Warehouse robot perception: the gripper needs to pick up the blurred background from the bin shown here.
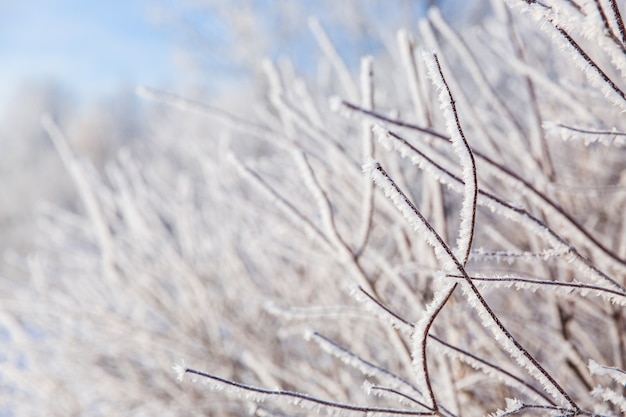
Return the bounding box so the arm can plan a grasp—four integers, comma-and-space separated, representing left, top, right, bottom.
0, 0, 487, 262
1, 1, 492, 415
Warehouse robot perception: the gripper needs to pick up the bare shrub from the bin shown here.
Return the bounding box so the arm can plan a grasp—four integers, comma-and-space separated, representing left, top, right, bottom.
4, 1, 626, 416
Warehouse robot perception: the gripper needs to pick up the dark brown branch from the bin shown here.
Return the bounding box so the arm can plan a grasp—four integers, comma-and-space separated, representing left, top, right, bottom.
357, 286, 557, 406
370, 162, 580, 410
556, 26, 626, 103
340, 101, 626, 272
182, 368, 435, 415
432, 54, 478, 267
609, 0, 626, 45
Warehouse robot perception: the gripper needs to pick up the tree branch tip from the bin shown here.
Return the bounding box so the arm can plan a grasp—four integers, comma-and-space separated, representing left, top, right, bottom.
328, 96, 344, 112
173, 360, 187, 382
361, 156, 380, 173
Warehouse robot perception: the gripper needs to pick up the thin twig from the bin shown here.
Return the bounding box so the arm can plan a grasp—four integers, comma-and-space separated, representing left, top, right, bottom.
181, 368, 435, 416
429, 53, 478, 266
608, 0, 626, 46
339, 100, 626, 275
447, 274, 626, 304
556, 26, 626, 103
367, 162, 580, 410
357, 287, 557, 406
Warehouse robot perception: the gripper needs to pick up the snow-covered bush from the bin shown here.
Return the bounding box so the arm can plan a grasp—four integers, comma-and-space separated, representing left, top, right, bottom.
4, 1, 626, 416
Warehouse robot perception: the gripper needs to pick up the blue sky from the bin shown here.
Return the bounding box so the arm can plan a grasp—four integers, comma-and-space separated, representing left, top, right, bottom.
0, 0, 177, 109
0, 0, 480, 114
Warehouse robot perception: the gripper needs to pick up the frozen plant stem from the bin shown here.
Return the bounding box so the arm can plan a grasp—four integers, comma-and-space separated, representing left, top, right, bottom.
608, 0, 626, 46
412, 281, 458, 411
357, 286, 559, 406
422, 52, 478, 266
340, 100, 626, 288
179, 366, 434, 416
406, 52, 479, 411
556, 26, 626, 104
310, 331, 435, 411
365, 161, 579, 410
